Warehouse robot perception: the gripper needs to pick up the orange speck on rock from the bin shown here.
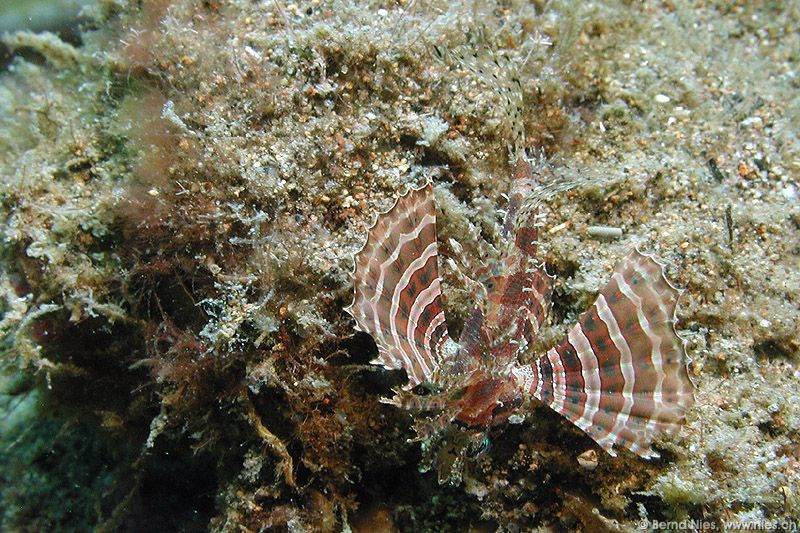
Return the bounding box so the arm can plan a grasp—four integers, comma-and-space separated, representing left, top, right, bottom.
738, 161, 749, 177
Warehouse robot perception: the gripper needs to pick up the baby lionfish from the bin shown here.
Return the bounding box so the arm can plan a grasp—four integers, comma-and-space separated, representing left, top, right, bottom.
344, 156, 694, 472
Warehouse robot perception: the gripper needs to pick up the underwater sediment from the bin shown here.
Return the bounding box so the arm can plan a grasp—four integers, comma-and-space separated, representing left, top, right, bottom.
0, 1, 798, 531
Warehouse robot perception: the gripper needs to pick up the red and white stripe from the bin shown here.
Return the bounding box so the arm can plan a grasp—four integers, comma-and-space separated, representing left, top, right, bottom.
514, 250, 694, 459
345, 183, 452, 387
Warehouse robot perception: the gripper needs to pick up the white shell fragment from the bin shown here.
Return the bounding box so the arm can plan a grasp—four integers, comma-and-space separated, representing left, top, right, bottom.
587, 225, 624, 240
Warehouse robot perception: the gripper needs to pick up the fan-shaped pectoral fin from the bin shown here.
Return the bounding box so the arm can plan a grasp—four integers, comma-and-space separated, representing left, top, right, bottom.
346, 182, 453, 387
520, 250, 694, 458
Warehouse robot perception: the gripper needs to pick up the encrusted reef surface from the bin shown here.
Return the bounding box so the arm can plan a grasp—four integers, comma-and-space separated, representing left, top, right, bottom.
0, 1, 798, 531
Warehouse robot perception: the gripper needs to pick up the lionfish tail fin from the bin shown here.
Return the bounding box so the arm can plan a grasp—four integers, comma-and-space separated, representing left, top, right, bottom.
345, 182, 453, 388
516, 249, 694, 458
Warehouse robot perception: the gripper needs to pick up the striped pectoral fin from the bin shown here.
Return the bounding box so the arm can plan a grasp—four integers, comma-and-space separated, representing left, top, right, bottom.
525, 249, 694, 458
345, 182, 453, 388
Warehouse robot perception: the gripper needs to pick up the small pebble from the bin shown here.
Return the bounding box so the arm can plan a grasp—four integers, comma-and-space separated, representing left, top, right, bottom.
740, 116, 763, 128
577, 449, 598, 470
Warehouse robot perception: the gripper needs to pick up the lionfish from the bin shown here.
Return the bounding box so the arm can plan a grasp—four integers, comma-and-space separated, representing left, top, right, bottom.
344, 151, 694, 476
346, 15, 698, 462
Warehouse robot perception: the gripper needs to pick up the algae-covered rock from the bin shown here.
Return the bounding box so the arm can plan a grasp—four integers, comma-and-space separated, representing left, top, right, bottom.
1, 1, 798, 531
